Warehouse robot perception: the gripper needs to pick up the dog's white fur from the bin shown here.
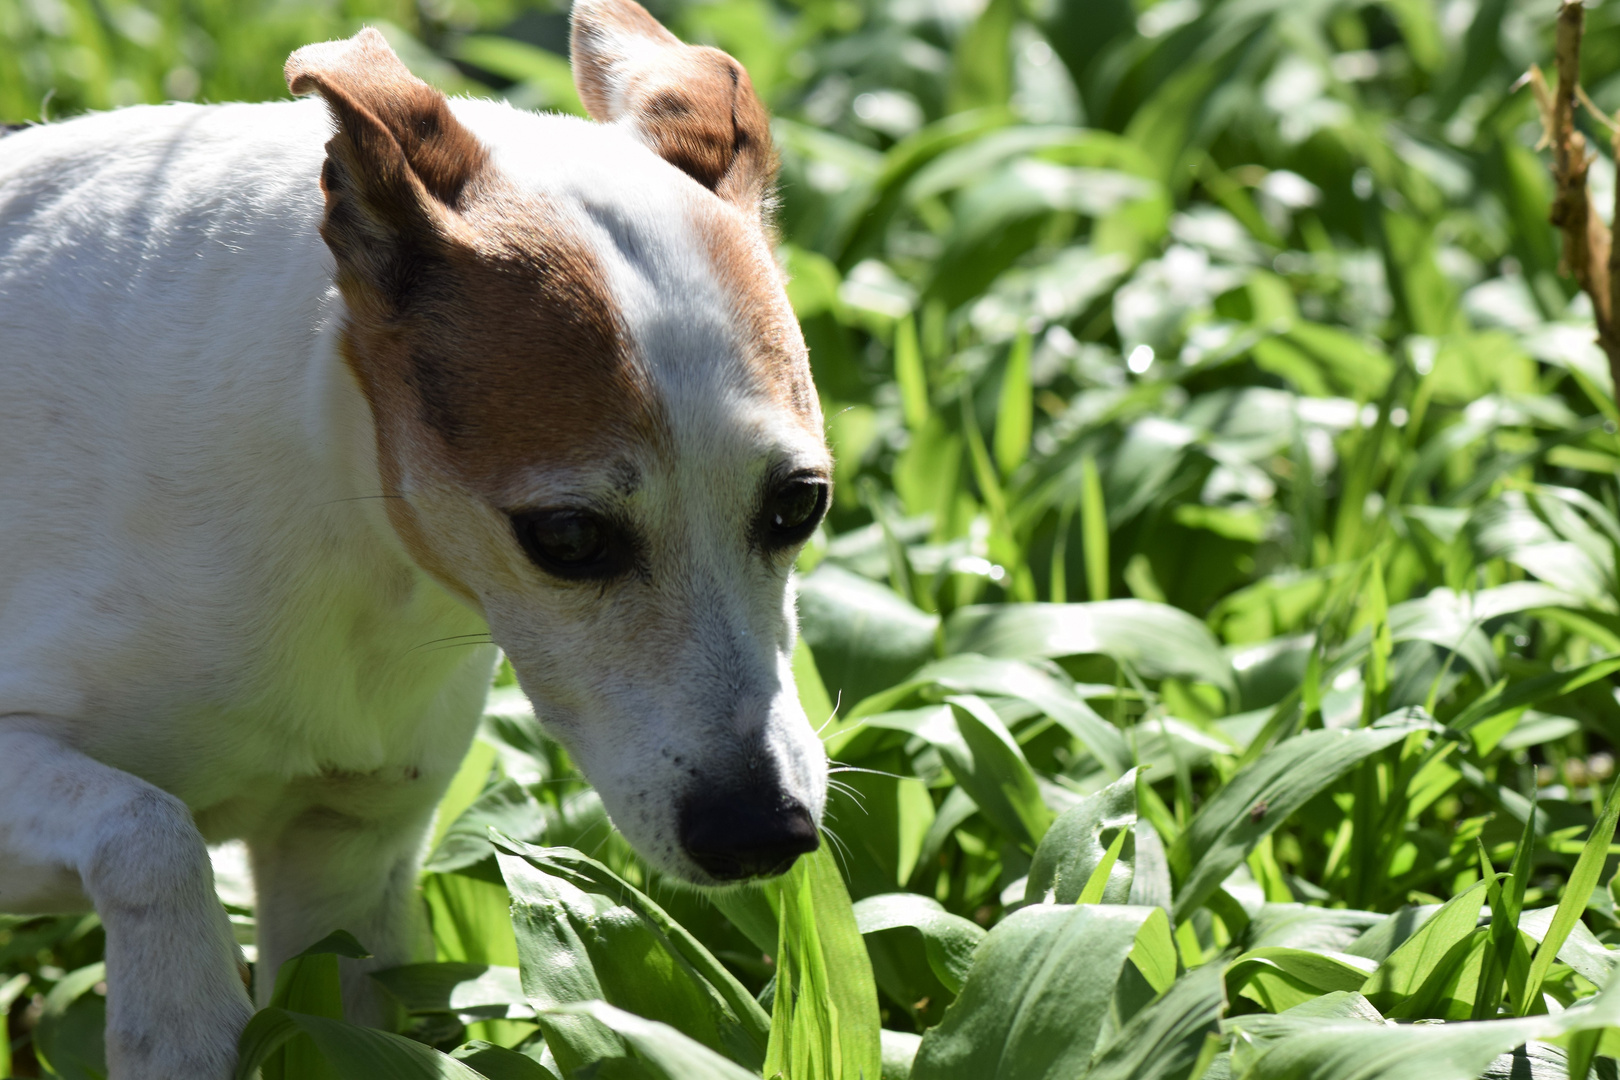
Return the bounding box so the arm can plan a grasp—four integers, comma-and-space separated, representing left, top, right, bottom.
0, 5, 828, 1076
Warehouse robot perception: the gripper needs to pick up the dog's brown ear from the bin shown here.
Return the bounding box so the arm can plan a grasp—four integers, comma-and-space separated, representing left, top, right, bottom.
285, 29, 488, 309
570, 0, 776, 214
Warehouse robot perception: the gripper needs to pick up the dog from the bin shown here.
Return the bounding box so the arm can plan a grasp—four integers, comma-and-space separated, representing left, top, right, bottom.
0, 2, 830, 1075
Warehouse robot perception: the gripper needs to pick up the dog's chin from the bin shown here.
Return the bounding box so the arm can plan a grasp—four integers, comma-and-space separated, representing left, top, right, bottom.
652, 859, 812, 894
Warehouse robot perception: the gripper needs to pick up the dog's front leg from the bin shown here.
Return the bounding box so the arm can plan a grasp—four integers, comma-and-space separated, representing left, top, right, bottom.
0, 729, 253, 1079
248, 791, 439, 1029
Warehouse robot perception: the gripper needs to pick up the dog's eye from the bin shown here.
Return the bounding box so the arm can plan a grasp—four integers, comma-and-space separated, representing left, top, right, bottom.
509, 510, 627, 580
763, 478, 828, 548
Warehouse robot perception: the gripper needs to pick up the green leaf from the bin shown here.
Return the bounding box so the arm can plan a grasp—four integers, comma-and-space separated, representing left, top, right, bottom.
946, 0, 1015, 113
944, 601, 1235, 696
542, 1002, 757, 1080
895, 314, 928, 434
1519, 779, 1620, 1014
1080, 454, 1110, 603
32, 963, 107, 1080
425, 778, 552, 874
1228, 974, 1620, 1080
853, 893, 985, 994
235, 1007, 487, 1080
494, 842, 769, 1072
798, 565, 940, 728
945, 695, 1053, 847
1446, 657, 1620, 734
910, 904, 1172, 1080
448, 1042, 558, 1080
1359, 879, 1489, 1016
263, 930, 371, 1080
1084, 962, 1227, 1080
1169, 724, 1422, 923
1026, 768, 1141, 906
764, 846, 883, 1080
995, 327, 1032, 480
1226, 948, 1378, 1013
882, 1030, 924, 1080
855, 654, 1131, 777
369, 964, 530, 1022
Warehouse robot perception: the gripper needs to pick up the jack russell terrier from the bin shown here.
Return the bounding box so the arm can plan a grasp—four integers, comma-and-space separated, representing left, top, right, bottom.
0, 1, 830, 1075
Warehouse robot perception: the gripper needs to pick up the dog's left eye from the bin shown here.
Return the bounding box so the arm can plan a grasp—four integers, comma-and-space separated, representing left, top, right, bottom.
763, 478, 829, 548
509, 509, 630, 580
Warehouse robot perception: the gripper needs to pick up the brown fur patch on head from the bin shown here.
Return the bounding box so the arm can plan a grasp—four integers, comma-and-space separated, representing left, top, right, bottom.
347, 190, 666, 495
287, 31, 668, 594
699, 205, 822, 435
570, 0, 777, 212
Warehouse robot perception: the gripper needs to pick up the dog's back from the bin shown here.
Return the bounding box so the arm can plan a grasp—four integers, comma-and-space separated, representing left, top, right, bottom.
0, 100, 495, 808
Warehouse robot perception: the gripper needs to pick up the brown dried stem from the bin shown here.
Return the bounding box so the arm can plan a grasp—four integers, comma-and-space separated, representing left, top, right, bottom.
1544, 0, 1620, 398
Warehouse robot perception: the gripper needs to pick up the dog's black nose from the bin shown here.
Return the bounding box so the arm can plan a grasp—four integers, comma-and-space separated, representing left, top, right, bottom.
679, 791, 819, 881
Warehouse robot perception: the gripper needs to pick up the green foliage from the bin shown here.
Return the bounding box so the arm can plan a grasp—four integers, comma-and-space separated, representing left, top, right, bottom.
13, 0, 1620, 1075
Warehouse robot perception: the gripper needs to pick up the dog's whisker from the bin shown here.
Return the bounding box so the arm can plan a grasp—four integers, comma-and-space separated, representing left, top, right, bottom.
813, 692, 844, 736
315, 493, 409, 507
819, 825, 853, 878
408, 636, 496, 655
827, 782, 869, 817
828, 764, 907, 782
821, 716, 866, 743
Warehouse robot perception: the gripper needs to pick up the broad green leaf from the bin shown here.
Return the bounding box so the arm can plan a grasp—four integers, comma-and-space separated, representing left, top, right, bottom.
448, 1042, 558, 1080
1169, 724, 1422, 922
263, 931, 370, 1080
946, 695, 1052, 847
1025, 768, 1140, 905
31, 963, 106, 1080
1227, 973, 1620, 1080
944, 601, 1235, 696
1226, 949, 1377, 1013
370, 964, 531, 1022
853, 654, 1132, 777
882, 1030, 923, 1080
1516, 906, 1617, 988
764, 846, 883, 1080
1246, 906, 1385, 952
861, 700, 1051, 848
542, 1002, 757, 1080
495, 842, 769, 1071
798, 565, 940, 723
1447, 657, 1620, 734
853, 893, 985, 994
235, 1007, 487, 1080
1085, 962, 1227, 1080
910, 904, 1171, 1080
1359, 879, 1489, 1016
426, 778, 552, 874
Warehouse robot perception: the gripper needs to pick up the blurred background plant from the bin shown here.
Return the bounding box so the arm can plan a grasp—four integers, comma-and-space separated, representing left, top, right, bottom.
11, 0, 1620, 1075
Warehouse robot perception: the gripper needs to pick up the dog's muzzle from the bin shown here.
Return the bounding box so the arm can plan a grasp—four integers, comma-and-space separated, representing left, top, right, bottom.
678, 788, 819, 881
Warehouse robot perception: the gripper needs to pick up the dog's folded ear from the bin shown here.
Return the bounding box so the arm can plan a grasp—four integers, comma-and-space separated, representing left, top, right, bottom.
570, 0, 776, 215
285, 29, 487, 309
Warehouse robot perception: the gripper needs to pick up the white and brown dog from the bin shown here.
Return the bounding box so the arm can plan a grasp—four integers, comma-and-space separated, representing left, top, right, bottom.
0, 2, 830, 1075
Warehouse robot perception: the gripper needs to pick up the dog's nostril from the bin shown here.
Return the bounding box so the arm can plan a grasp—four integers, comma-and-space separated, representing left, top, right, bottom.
679, 792, 819, 881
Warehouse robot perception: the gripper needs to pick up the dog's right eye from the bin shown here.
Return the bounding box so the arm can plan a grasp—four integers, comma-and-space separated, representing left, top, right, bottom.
509, 509, 628, 580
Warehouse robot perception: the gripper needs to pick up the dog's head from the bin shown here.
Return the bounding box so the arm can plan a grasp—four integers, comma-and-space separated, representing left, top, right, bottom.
285, 4, 830, 886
